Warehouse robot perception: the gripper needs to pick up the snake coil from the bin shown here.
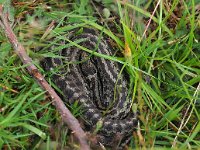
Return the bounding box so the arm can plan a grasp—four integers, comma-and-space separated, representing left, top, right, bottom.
41, 27, 138, 148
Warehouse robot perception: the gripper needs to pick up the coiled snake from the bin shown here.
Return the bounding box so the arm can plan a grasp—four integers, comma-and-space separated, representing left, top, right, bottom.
41, 27, 138, 148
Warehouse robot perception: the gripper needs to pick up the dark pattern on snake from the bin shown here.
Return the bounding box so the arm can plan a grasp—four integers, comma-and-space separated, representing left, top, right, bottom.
41, 28, 138, 148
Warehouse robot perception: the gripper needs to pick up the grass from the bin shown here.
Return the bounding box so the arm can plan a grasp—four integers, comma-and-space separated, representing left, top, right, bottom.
0, 0, 200, 149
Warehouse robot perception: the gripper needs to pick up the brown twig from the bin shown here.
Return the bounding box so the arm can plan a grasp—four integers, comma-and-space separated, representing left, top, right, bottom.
0, 5, 90, 150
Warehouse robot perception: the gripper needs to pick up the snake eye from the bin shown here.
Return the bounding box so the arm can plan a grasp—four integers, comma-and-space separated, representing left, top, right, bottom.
103, 101, 110, 108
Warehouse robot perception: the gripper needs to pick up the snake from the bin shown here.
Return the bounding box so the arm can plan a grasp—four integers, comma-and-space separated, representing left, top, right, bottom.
41, 27, 138, 148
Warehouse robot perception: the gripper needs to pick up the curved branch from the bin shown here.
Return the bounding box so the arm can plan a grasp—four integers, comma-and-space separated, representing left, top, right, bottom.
0, 5, 90, 150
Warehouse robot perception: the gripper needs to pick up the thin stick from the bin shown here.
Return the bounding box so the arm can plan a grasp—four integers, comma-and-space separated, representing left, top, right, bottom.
0, 5, 90, 150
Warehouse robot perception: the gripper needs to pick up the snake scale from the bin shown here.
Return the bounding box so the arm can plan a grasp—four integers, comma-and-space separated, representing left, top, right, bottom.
41, 27, 138, 148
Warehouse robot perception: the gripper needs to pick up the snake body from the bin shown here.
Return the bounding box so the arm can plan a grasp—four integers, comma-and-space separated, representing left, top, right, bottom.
41, 27, 137, 148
